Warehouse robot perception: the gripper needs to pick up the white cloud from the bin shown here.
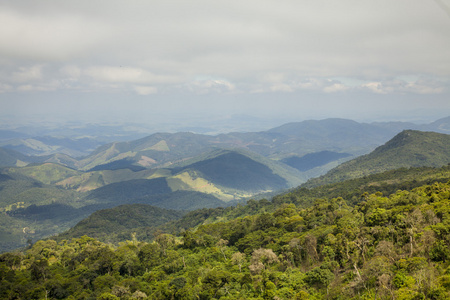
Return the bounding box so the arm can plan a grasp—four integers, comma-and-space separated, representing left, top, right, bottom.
405, 78, 446, 94
60, 65, 81, 79
362, 82, 385, 94
134, 85, 158, 95
269, 83, 294, 93
12, 65, 43, 82
85, 66, 178, 85
0, 83, 13, 93
0, 0, 449, 123
0, 7, 110, 61
186, 78, 235, 94
361, 78, 447, 95
323, 83, 350, 93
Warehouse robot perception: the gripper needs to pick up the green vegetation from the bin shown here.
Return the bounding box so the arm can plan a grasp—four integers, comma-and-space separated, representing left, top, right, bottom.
305, 130, 450, 187
1, 126, 450, 297
275, 165, 450, 208
2, 130, 450, 255
58, 204, 184, 244
1, 179, 450, 299
8, 163, 80, 185
179, 151, 289, 191
281, 151, 351, 172
88, 159, 146, 172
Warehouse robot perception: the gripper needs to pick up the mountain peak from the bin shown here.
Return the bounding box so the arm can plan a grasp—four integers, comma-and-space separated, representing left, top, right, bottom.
304, 130, 450, 187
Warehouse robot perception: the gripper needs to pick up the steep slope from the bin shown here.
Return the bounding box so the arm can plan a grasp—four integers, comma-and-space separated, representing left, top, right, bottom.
52, 165, 450, 252
423, 116, 450, 134
85, 177, 172, 203
2, 116, 449, 172
76, 149, 304, 202
274, 165, 450, 208
82, 149, 299, 204
88, 158, 146, 172
177, 151, 287, 191
281, 150, 351, 171
6, 163, 81, 185
267, 118, 404, 154
58, 204, 185, 243
0, 147, 30, 167
4, 180, 450, 298
0, 168, 82, 209
304, 130, 450, 187
76, 132, 215, 170
0, 147, 79, 168
172, 149, 305, 192
72, 118, 418, 172
0, 136, 103, 157
0, 169, 88, 252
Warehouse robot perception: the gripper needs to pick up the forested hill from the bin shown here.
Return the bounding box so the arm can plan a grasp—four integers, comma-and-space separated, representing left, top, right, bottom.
303, 130, 450, 188
1, 178, 450, 299
52, 165, 450, 247
58, 204, 185, 243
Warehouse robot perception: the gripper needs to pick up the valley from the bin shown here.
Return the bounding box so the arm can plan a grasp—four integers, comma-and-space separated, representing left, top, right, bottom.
1, 125, 450, 298
0, 117, 450, 253
2, 2, 448, 297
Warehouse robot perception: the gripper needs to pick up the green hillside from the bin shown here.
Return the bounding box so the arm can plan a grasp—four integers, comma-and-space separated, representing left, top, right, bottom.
0, 168, 82, 209
0, 149, 298, 252
274, 165, 450, 208
175, 149, 304, 187
177, 151, 288, 191
2, 177, 450, 298
58, 204, 185, 244
1, 127, 449, 256
0, 136, 104, 157
52, 118, 420, 172
0, 147, 29, 167
85, 178, 172, 203
77, 165, 450, 247
304, 130, 450, 187
129, 191, 228, 211
281, 150, 351, 172
2, 117, 449, 174
73, 149, 304, 204
0, 167, 86, 252
7, 163, 80, 185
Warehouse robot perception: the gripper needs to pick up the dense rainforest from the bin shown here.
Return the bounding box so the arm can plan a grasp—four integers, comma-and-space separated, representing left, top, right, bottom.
1, 173, 450, 299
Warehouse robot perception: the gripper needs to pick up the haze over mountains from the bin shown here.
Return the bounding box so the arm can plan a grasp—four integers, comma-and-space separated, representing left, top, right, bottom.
0, 116, 450, 252
2, 116, 449, 169
51, 128, 450, 249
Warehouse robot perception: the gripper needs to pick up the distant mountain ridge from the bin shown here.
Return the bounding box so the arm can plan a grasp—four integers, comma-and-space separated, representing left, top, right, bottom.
1, 117, 450, 253
2, 116, 449, 172
303, 130, 450, 187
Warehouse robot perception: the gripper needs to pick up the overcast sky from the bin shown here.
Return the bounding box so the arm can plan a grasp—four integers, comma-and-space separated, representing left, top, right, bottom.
1, 0, 450, 128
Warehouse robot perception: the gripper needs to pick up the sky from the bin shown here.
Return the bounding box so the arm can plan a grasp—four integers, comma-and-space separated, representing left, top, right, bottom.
1, 0, 450, 130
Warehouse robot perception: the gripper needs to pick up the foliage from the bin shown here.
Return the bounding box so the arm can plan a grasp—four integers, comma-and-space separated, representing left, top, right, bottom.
175, 150, 290, 191
281, 150, 351, 172
2, 178, 450, 298
275, 165, 450, 207
305, 130, 450, 187
57, 204, 184, 244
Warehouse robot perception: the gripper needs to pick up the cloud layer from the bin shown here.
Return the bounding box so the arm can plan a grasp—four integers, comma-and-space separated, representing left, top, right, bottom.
1, 0, 449, 123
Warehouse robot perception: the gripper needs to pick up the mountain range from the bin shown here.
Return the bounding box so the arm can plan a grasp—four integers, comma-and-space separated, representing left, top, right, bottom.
2, 117, 450, 299
54, 128, 450, 246
303, 129, 450, 187
0, 117, 450, 252
2, 117, 450, 172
